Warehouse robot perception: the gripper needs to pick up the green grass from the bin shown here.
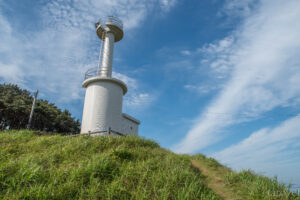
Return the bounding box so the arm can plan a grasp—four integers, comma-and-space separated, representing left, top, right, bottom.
0, 130, 299, 200
0, 130, 219, 200
224, 170, 299, 200
194, 154, 300, 200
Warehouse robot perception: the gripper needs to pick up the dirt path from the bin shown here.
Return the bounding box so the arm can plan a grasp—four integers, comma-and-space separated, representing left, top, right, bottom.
191, 160, 238, 200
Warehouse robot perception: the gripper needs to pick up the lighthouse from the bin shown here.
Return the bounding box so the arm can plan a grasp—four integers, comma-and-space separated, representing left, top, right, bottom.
81, 16, 140, 136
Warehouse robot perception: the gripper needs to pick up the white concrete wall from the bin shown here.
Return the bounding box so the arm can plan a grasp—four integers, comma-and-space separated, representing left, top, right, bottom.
81, 80, 123, 134
121, 115, 139, 135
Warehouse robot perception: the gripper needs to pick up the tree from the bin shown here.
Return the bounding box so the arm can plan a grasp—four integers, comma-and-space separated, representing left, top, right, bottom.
0, 84, 80, 134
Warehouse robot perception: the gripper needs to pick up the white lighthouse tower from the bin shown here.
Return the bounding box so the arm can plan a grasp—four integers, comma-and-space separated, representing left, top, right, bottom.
81, 16, 140, 136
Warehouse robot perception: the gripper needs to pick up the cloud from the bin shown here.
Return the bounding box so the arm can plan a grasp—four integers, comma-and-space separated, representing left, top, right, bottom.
197, 36, 235, 79
113, 72, 138, 90
174, 0, 300, 153
180, 50, 191, 56
0, 63, 24, 84
184, 84, 220, 95
0, 0, 174, 109
160, 0, 177, 11
113, 72, 155, 110
125, 93, 152, 107
0, 14, 26, 86
213, 116, 300, 188
42, 0, 176, 30
220, 0, 258, 18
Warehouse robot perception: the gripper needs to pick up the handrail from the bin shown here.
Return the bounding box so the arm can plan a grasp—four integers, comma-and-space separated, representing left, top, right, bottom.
106, 16, 123, 29
84, 67, 111, 80
96, 16, 123, 30
70, 128, 125, 137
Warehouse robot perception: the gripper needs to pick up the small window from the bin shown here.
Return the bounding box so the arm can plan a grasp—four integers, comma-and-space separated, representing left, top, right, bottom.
130, 126, 133, 130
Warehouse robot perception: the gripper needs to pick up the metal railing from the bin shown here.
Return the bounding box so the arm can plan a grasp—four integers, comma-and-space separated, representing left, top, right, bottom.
106, 16, 123, 30
84, 67, 109, 80
70, 128, 125, 137
96, 16, 123, 30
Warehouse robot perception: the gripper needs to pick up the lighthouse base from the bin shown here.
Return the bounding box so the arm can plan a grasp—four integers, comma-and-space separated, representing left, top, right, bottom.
80, 77, 126, 134
80, 77, 140, 136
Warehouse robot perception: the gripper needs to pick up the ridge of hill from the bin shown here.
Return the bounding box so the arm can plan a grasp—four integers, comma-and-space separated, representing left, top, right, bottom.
0, 130, 299, 200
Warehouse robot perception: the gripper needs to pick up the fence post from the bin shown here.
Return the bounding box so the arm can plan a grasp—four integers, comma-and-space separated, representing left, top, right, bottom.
107, 127, 111, 136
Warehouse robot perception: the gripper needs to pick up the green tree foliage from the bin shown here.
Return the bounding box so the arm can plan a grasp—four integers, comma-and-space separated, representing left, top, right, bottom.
0, 84, 80, 134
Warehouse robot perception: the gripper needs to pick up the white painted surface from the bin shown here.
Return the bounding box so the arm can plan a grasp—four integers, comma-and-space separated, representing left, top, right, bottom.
81, 18, 140, 136
81, 79, 124, 134
100, 32, 114, 77
121, 113, 140, 135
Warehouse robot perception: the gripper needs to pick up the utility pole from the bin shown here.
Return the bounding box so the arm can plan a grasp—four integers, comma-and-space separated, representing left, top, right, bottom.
27, 90, 38, 129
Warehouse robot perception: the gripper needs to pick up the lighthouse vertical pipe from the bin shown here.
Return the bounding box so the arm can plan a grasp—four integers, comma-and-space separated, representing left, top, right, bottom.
101, 32, 115, 77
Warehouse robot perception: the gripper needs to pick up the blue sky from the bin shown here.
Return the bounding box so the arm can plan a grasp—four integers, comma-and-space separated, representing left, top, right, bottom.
1, 0, 300, 190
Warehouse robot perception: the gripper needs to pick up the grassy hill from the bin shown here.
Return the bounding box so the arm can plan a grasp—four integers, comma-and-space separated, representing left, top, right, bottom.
0, 130, 299, 200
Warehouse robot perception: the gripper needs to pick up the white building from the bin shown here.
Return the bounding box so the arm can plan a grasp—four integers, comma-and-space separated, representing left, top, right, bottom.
80, 16, 140, 136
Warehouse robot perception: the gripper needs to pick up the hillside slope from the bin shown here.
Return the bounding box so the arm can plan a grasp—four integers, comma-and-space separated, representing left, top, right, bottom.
0, 130, 299, 200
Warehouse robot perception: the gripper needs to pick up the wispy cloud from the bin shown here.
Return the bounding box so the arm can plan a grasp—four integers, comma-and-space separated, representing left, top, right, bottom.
0, 0, 175, 111
213, 116, 300, 188
160, 0, 177, 11
221, 0, 258, 18
184, 84, 220, 95
42, 0, 164, 31
174, 0, 300, 153
113, 72, 155, 111
0, 14, 26, 85
180, 50, 191, 56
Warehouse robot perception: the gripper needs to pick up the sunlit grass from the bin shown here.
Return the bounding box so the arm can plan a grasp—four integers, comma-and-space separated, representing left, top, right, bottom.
0, 130, 219, 200
194, 154, 300, 200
